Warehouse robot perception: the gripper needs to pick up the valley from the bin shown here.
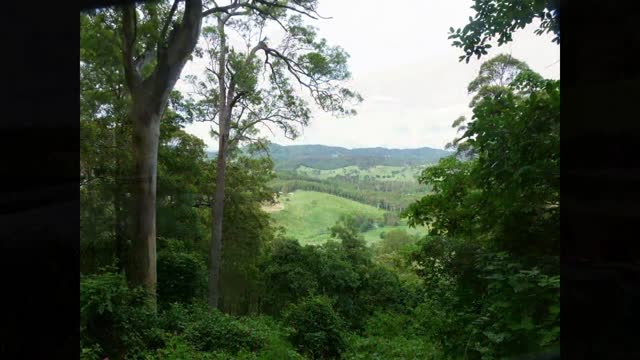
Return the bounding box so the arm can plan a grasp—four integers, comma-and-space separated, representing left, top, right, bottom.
261, 144, 444, 245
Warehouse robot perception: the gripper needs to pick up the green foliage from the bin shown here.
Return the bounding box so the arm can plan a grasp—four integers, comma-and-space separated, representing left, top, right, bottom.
261, 219, 410, 332
401, 55, 559, 359
182, 303, 267, 354
344, 311, 442, 358
403, 156, 480, 239
406, 61, 559, 257
372, 229, 420, 283
145, 335, 217, 360
157, 302, 194, 335
157, 239, 207, 306
448, 0, 559, 62
237, 316, 307, 360
375, 229, 417, 256
260, 239, 321, 315
411, 245, 559, 359
283, 296, 347, 359
344, 335, 440, 360
80, 267, 162, 359
80, 10, 133, 274
382, 212, 401, 226
338, 214, 376, 233
218, 156, 278, 314
150, 308, 304, 360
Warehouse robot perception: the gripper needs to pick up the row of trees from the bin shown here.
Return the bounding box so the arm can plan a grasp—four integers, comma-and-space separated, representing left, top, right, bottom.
271, 172, 426, 212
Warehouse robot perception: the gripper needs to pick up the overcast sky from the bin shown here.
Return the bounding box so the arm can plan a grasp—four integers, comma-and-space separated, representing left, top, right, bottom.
179, 0, 559, 151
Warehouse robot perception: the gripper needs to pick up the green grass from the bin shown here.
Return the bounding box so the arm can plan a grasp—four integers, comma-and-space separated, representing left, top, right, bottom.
267, 190, 427, 246
296, 165, 426, 183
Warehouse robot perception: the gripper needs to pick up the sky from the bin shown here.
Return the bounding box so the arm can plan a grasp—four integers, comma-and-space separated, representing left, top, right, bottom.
179, 0, 560, 151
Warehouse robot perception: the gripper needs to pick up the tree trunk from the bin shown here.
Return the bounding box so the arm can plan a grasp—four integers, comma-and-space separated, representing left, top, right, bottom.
208, 16, 229, 310
126, 101, 161, 304
209, 126, 228, 309
120, 0, 203, 306
114, 121, 128, 272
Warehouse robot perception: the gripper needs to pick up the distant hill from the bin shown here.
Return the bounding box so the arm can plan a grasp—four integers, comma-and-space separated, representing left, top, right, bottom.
205, 143, 453, 170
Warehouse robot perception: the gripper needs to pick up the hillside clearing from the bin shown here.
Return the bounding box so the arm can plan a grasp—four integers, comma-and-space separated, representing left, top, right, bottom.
268, 190, 427, 245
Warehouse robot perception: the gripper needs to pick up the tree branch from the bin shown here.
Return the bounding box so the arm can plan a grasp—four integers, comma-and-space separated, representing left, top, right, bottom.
121, 3, 141, 90
203, 0, 240, 17
159, 0, 180, 52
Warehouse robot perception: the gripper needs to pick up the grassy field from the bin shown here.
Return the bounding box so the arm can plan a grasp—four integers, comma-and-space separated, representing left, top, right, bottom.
296, 165, 426, 183
265, 190, 427, 246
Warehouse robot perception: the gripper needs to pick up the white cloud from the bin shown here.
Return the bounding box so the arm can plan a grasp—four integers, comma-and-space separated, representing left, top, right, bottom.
181, 0, 560, 150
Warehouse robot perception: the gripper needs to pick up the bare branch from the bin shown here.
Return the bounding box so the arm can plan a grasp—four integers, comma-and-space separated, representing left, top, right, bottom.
206, 66, 221, 80
203, 0, 241, 17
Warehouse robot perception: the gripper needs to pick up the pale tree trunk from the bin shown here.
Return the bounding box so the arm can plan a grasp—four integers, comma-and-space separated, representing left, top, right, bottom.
120, 0, 203, 304
209, 125, 227, 308
207, 16, 262, 310
208, 16, 230, 310
127, 99, 161, 299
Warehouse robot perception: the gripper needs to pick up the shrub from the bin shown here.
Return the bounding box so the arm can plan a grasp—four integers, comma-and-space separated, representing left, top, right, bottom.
183, 306, 267, 354
157, 302, 194, 334
237, 316, 305, 360
283, 296, 347, 359
362, 311, 413, 338
154, 305, 303, 359
344, 335, 441, 360
145, 335, 217, 360
410, 243, 560, 360
80, 266, 162, 360
157, 239, 207, 306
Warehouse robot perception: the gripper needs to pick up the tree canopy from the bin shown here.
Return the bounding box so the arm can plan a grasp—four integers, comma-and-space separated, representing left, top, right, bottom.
449, 0, 560, 63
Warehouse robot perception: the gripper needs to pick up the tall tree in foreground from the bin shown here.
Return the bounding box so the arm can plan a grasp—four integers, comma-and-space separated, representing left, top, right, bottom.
117, 0, 204, 300
186, 6, 362, 308
116, 0, 342, 305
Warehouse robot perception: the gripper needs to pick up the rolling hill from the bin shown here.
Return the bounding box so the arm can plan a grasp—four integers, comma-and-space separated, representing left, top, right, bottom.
265, 190, 428, 245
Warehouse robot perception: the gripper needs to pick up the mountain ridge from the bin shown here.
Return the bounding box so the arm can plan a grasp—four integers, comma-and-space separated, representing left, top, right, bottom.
207, 143, 453, 170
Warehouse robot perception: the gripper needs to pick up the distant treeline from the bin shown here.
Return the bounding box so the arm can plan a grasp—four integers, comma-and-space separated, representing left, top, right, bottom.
210, 143, 454, 171
270, 171, 431, 212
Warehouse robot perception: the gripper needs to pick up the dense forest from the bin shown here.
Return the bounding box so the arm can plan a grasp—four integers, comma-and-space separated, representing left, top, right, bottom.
80, 1, 559, 359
